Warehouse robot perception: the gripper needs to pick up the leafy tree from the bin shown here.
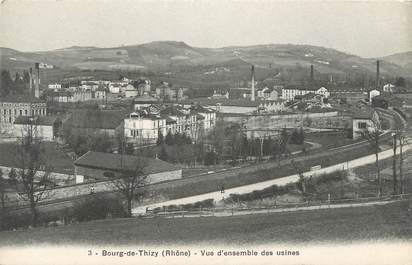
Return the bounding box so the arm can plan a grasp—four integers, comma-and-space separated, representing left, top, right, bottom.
395, 77, 406, 87
165, 131, 174, 145
174, 132, 183, 145
241, 136, 249, 159
0, 70, 13, 97
0, 169, 8, 230
279, 128, 289, 154
72, 195, 126, 222
156, 131, 164, 146
263, 136, 274, 156
204, 151, 218, 166
159, 144, 168, 161
125, 143, 134, 155
23, 70, 30, 83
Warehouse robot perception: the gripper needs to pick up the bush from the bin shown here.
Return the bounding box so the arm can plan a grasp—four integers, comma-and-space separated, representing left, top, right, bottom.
229, 184, 293, 203
204, 152, 218, 165
314, 170, 347, 185
72, 195, 126, 222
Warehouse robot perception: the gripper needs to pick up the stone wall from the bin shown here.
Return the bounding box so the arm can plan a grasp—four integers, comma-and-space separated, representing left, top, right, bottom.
218, 112, 351, 131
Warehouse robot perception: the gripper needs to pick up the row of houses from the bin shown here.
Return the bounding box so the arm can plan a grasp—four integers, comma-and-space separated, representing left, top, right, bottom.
62, 103, 217, 144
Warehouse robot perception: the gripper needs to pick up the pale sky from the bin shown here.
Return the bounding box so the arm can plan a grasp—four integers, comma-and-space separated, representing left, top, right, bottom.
0, 0, 411, 57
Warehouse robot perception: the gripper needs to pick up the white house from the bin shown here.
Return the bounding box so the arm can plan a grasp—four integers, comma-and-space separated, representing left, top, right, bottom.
316, 87, 330, 98
48, 83, 62, 90
13, 116, 60, 141
282, 86, 329, 101
259, 100, 285, 113
369, 89, 381, 102
93, 90, 106, 100
257, 87, 279, 100
109, 83, 121, 94
125, 84, 139, 98
383, 83, 396, 93
133, 95, 159, 110
352, 110, 380, 139
47, 90, 92, 103
189, 104, 216, 131
124, 112, 166, 144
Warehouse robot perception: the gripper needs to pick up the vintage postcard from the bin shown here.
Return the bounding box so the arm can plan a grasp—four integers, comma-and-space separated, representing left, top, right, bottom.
0, 0, 411, 264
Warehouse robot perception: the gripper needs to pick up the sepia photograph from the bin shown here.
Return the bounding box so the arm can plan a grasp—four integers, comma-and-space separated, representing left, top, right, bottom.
0, 0, 411, 264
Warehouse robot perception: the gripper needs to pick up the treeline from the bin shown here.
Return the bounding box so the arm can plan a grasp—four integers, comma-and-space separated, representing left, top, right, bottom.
151, 124, 305, 166
208, 123, 305, 165
0, 70, 31, 97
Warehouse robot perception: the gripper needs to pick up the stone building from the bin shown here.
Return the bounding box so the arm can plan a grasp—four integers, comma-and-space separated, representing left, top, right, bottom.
0, 95, 47, 124
74, 151, 182, 183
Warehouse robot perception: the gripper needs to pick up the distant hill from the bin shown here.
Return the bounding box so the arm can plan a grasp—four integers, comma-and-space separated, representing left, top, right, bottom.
380, 51, 412, 74
1, 42, 411, 80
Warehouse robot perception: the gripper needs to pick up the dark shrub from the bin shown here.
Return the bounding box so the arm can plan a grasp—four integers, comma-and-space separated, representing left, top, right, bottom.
204, 152, 218, 165
72, 194, 126, 222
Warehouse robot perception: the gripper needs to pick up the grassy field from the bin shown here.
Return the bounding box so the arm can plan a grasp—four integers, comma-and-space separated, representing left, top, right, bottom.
1, 200, 411, 246
147, 144, 373, 201
306, 132, 359, 150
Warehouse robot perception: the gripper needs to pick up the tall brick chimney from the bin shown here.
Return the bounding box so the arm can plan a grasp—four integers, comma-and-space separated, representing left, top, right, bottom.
310, 65, 314, 82
376, 60, 380, 90
251, 65, 255, 102
34, 62, 40, 98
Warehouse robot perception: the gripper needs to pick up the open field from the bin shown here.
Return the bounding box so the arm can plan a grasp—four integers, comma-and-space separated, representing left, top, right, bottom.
1, 200, 411, 246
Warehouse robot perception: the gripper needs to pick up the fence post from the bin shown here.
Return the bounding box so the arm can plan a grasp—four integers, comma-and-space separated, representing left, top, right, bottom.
200, 206, 202, 217
328, 193, 331, 209
231, 204, 234, 216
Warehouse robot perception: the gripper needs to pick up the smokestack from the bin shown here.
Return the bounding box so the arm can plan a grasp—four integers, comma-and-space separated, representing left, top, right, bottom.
29, 68, 33, 97
376, 60, 380, 90
251, 65, 255, 102
34, 63, 40, 98
310, 65, 314, 82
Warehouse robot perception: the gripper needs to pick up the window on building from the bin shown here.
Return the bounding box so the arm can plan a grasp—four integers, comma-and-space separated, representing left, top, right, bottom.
358, 122, 367, 129
25, 110, 28, 115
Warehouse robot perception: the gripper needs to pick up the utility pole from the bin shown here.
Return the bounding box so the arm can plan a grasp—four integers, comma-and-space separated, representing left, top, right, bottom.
398, 134, 405, 194
260, 136, 264, 159
392, 132, 397, 195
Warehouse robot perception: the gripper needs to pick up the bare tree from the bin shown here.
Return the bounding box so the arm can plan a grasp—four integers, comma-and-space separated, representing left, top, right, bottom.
11, 121, 53, 227
362, 120, 382, 196
0, 169, 8, 229
392, 132, 398, 195
394, 122, 407, 195
104, 157, 149, 217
